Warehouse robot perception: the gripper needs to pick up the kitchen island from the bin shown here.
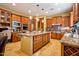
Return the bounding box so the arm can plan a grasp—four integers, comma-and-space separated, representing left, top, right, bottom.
20, 32, 50, 55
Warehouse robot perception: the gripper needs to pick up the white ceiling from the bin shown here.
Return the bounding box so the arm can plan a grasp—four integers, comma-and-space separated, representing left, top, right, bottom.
0, 3, 73, 17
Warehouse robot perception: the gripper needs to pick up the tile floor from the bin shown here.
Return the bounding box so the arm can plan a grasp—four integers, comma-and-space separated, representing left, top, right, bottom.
4, 39, 62, 56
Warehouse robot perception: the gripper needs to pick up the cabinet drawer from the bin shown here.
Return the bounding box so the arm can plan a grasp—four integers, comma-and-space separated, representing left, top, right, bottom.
33, 33, 50, 53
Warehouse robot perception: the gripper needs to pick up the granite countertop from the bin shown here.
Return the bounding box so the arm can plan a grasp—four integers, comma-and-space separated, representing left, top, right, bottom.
19, 31, 50, 37
51, 31, 64, 33
60, 33, 79, 48
48, 30, 65, 33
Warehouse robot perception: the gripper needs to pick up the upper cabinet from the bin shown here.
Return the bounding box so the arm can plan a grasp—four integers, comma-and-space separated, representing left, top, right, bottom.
0, 9, 11, 27
0, 10, 5, 23
62, 16, 70, 27
21, 17, 29, 31
52, 17, 57, 24
46, 15, 70, 30
6, 12, 11, 23
21, 17, 28, 24
73, 3, 79, 23
12, 14, 21, 22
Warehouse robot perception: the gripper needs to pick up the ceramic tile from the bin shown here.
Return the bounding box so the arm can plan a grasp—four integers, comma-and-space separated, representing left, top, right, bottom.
4, 39, 62, 56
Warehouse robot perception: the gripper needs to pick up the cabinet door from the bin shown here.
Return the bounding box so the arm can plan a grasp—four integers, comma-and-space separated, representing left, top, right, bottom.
62, 16, 70, 27
52, 17, 57, 24
21, 17, 28, 24
42, 34, 46, 45
51, 32, 57, 39
56, 33, 63, 40
42, 33, 50, 46
33, 35, 42, 52
12, 14, 21, 22
46, 33, 50, 42
12, 32, 19, 42
73, 3, 79, 23
57, 16, 62, 25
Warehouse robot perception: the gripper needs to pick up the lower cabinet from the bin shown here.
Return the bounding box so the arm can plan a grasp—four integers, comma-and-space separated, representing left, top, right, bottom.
51, 32, 64, 40
33, 33, 50, 53
11, 32, 20, 42
51, 33, 57, 39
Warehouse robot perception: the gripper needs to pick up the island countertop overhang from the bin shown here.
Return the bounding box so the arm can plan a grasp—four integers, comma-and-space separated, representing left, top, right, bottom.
19, 31, 50, 37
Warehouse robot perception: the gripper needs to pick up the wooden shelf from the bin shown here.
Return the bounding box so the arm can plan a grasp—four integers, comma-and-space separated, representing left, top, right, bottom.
64, 45, 79, 56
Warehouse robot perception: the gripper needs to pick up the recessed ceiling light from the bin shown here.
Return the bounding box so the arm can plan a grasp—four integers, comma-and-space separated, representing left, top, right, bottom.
42, 8, 44, 10
36, 4, 39, 7
45, 11, 48, 13
12, 3, 16, 6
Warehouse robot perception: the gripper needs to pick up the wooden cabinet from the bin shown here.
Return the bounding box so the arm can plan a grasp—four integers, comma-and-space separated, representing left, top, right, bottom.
33, 35, 42, 52
52, 17, 57, 24
33, 33, 50, 53
0, 10, 5, 23
57, 33, 64, 39
0, 9, 11, 27
21, 17, 29, 30
47, 16, 70, 29
51, 33, 57, 39
12, 14, 22, 31
46, 19, 52, 28
21, 17, 28, 24
12, 14, 21, 22
62, 16, 70, 27
73, 3, 79, 23
70, 3, 79, 26
46, 17, 57, 29
56, 16, 62, 24
51, 32, 64, 40
11, 32, 20, 42
42, 33, 50, 45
